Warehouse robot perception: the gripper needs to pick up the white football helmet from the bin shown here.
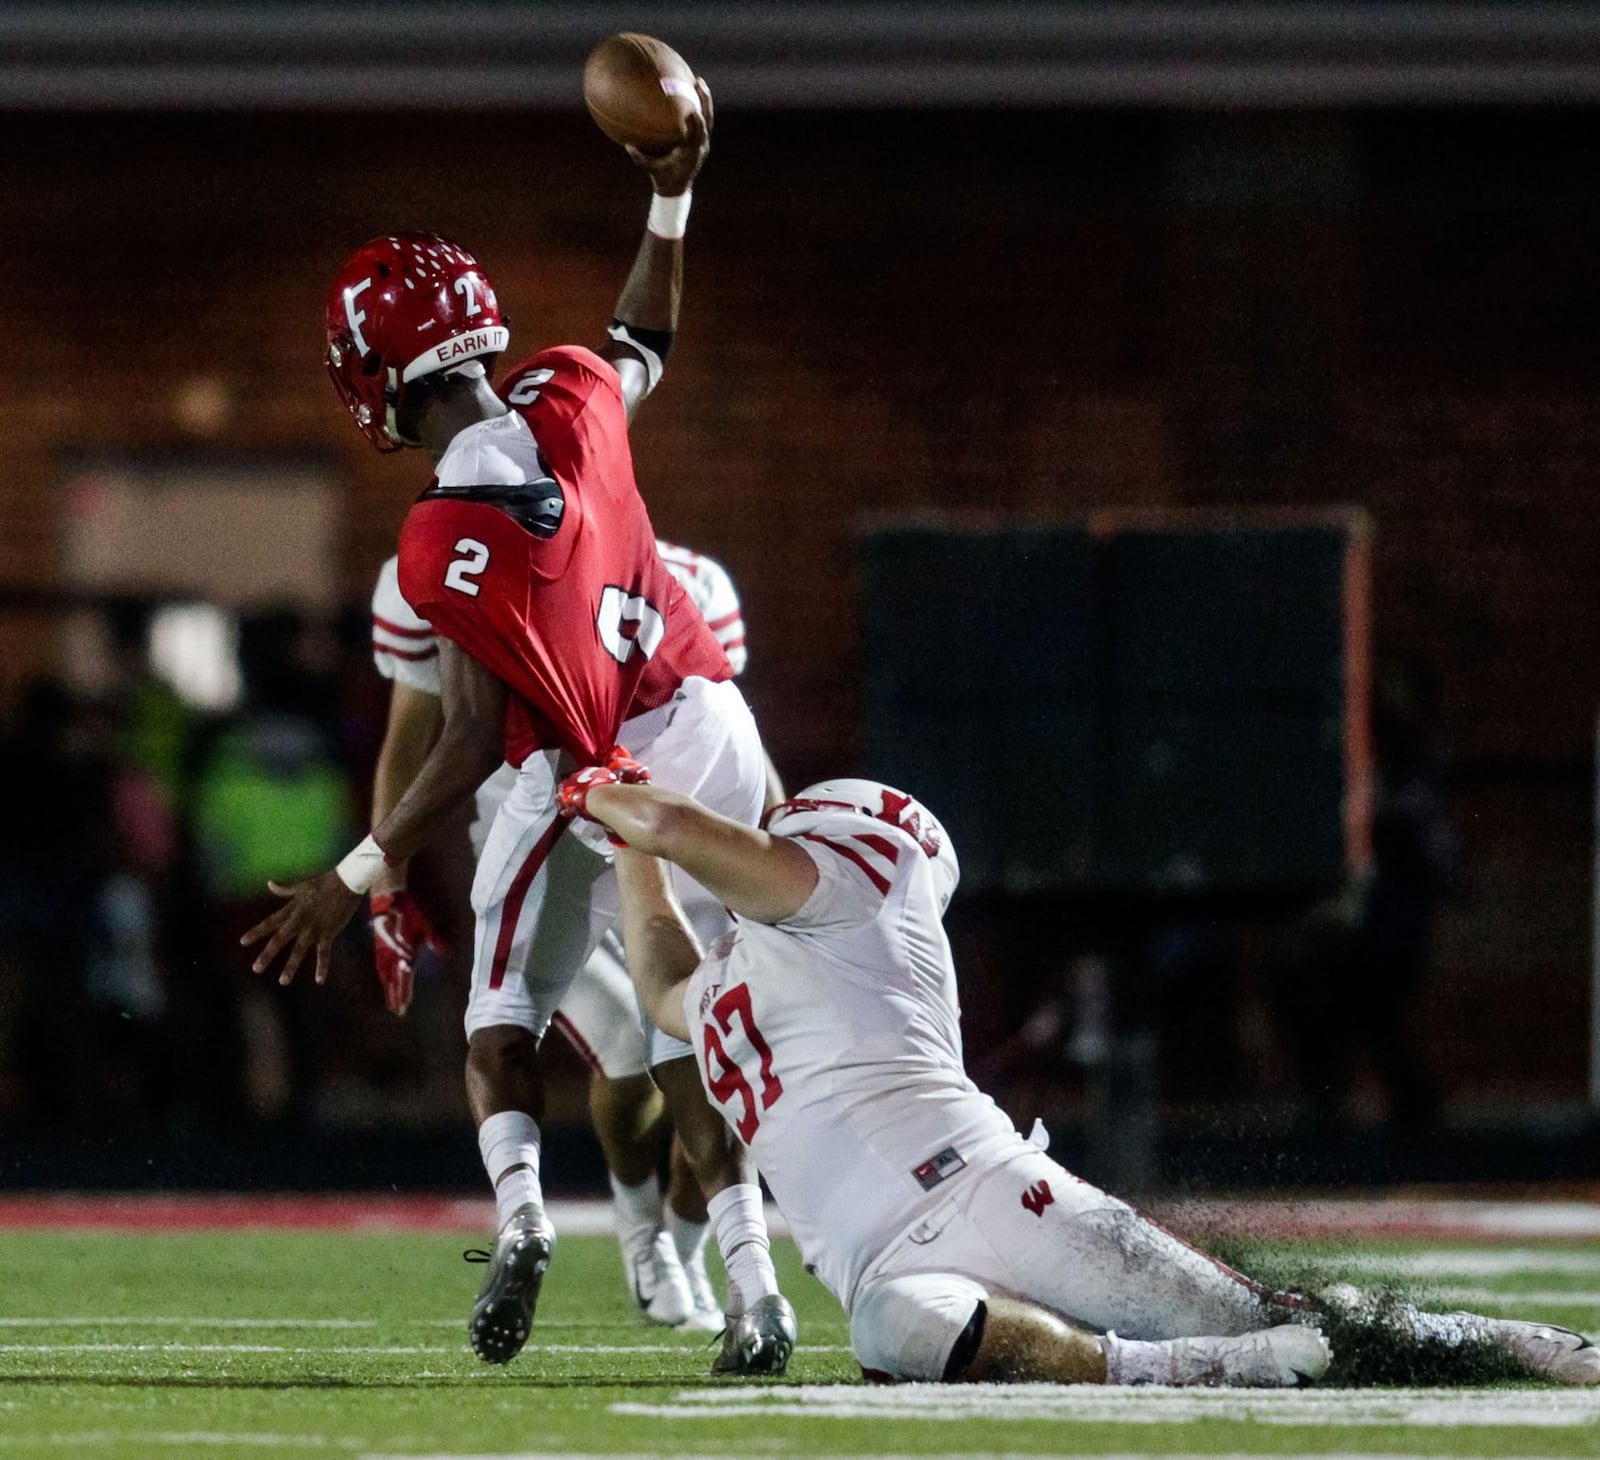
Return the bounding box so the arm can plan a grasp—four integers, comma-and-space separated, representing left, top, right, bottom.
763, 777, 960, 914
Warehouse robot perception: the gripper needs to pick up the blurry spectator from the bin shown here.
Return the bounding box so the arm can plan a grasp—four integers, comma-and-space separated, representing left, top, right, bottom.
1271, 657, 1458, 1130
106, 599, 194, 810
0, 678, 179, 1127
187, 609, 354, 1126
0, 680, 106, 1124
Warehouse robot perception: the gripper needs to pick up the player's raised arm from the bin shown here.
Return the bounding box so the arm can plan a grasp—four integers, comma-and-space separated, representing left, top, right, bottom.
563, 772, 818, 927
597, 79, 712, 423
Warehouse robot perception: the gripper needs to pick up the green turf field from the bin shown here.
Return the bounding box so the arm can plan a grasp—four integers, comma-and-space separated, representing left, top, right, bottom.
2, 1225, 1598, 1459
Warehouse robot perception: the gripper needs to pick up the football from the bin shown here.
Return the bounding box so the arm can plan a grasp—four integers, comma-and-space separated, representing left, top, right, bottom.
583, 33, 701, 155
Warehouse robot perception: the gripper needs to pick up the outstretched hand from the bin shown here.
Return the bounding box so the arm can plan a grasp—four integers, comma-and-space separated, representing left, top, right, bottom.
241, 870, 361, 988
628, 78, 713, 196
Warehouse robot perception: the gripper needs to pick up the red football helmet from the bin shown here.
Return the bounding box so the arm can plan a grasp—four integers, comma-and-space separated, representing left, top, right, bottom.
324, 232, 510, 451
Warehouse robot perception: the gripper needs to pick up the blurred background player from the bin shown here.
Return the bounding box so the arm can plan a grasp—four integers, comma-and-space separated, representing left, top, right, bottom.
369, 539, 766, 1332
245, 86, 793, 1373
561, 767, 1600, 1389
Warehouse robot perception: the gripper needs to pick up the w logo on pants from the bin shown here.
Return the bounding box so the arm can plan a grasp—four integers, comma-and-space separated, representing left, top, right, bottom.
1021, 1179, 1054, 1218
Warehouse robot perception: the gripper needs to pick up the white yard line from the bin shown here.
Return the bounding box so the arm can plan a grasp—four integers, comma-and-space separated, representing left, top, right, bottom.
0, 1343, 455, 1355
0, 1434, 336, 1449
1286, 1249, 1600, 1277
612, 1384, 1600, 1427
1162, 1198, 1600, 1240
0, 1340, 850, 1356
0, 1316, 377, 1328
1426, 1287, 1600, 1308
368, 1447, 1580, 1460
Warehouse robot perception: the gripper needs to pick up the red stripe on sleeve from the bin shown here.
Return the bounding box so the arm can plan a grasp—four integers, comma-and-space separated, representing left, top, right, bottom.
374, 644, 439, 663
373, 614, 434, 639
706, 610, 742, 632
800, 833, 891, 895
852, 832, 901, 864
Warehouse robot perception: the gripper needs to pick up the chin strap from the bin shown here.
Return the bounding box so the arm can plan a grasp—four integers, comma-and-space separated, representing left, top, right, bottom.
383, 365, 424, 447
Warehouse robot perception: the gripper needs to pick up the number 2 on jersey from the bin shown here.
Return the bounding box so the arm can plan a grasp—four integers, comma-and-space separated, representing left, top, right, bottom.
701, 983, 783, 1143
445, 537, 489, 596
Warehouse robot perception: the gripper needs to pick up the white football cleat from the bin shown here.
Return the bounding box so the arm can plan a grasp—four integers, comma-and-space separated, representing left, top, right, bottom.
1164, 1324, 1332, 1388
627, 1229, 695, 1328
677, 1245, 726, 1334
1480, 1318, 1600, 1385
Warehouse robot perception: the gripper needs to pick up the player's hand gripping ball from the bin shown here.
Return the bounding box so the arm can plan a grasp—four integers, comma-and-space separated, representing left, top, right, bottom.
584, 33, 703, 155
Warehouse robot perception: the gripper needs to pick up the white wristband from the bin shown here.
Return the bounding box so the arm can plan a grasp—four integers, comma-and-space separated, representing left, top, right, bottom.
648, 190, 692, 240
335, 834, 389, 895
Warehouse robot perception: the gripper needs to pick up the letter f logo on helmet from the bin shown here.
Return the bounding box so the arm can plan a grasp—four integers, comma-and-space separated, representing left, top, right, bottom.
343, 278, 373, 358
323, 232, 510, 453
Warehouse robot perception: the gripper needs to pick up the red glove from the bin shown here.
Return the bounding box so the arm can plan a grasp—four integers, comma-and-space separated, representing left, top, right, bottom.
369, 889, 445, 1017
605, 745, 652, 784
557, 765, 623, 824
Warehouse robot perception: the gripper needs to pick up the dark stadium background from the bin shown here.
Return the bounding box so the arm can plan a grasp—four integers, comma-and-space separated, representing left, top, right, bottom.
0, 2, 1597, 1196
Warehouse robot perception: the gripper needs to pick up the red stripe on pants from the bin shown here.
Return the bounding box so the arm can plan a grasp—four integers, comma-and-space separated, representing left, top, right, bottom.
551, 1011, 603, 1074
488, 817, 569, 991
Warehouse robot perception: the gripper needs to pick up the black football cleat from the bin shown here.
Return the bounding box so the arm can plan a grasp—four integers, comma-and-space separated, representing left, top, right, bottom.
710, 1292, 798, 1376
464, 1203, 556, 1364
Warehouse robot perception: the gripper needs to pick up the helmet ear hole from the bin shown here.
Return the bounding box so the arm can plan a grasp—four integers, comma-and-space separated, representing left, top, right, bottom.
359, 351, 383, 377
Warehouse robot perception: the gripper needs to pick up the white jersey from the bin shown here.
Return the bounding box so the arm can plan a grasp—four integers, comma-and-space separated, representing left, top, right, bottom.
681, 809, 1020, 1311
654, 540, 746, 675
371, 556, 442, 695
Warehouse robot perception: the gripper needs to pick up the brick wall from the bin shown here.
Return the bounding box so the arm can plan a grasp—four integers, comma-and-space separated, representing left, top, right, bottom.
2, 107, 1596, 1104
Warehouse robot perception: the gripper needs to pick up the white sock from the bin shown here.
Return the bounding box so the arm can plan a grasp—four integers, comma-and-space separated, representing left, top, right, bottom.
478, 1110, 543, 1228
1324, 1285, 1492, 1348
609, 1173, 664, 1257
666, 1204, 712, 1268
707, 1183, 779, 1317
1396, 1305, 1493, 1346
1102, 1331, 1174, 1385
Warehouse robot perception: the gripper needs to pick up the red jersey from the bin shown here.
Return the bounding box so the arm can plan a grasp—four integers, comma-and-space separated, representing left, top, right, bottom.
397, 345, 731, 766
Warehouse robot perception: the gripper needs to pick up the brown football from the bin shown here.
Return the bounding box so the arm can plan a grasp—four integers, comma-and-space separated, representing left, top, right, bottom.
583, 33, 700, 155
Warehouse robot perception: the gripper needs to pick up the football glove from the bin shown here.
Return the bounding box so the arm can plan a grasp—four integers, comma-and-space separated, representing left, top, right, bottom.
557, 764, 636, 846
605, 744, 652, 784
369, 889, 445, 1017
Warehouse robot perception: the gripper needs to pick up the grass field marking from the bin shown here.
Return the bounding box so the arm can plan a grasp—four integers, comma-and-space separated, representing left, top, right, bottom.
0, 1433, 336, 1449
362, 1454, 1582, 1460
0, 1344, 771, 1357
0, 1342, 458, 1354
1162, 1198, 1600, 1240
0, 1193, 794, 1238
1286, 1249, 1600, 1278
1427, 1287, 1600, 1308
612, 1384, 1600, 1427
0, 1316, 378, 1328
0, 1339, 852, 1355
